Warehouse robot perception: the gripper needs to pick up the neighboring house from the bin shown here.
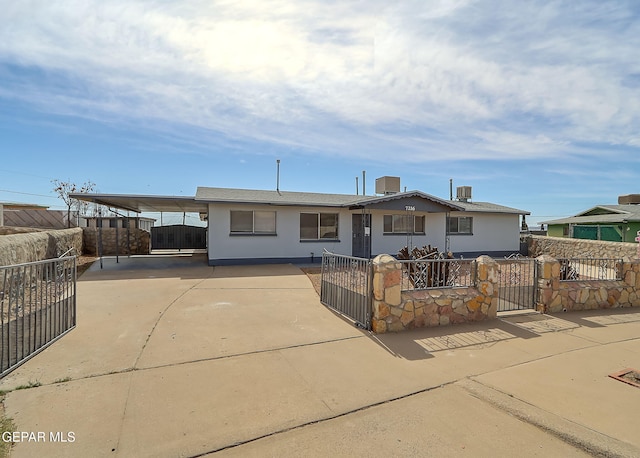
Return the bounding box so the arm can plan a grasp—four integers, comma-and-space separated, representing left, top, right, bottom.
542, 195, 640, 243
71, 177, 529, 265
82, 216, 155, 231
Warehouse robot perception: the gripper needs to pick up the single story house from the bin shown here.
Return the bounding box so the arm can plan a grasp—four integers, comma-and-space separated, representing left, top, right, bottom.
72, 178, 529, 265
542, 195, 640, 243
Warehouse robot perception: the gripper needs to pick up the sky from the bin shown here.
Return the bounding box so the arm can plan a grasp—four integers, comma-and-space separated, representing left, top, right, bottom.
1, 0, 640, 227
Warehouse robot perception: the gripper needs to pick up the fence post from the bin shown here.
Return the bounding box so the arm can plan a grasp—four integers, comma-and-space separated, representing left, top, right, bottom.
536, 255, 560, 313
371, 254, 402, 333
475, 256, 499, 319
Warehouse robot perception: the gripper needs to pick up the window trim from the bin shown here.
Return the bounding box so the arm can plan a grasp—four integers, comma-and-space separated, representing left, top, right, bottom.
299, 212, 340, 241
382, 214, 426, 235
447, 216, 473, 235
229, 210, 277, 236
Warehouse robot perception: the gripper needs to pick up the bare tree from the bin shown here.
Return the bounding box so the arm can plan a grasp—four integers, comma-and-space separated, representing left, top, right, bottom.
52, 179, 96, 227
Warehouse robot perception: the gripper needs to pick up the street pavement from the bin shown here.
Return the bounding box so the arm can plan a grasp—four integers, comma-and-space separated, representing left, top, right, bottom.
1, 255, 639, 457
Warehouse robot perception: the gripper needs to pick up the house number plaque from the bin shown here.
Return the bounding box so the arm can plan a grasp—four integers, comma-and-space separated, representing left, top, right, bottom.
405, 206, 416, 211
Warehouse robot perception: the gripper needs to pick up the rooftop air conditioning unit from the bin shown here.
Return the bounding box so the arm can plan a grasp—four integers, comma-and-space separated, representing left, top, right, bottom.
375, 176, 401, 195
456, 186, 472, 202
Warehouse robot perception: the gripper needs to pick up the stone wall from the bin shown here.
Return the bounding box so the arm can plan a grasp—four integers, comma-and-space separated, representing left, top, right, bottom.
0, 228, 84, 266
0, 227, 45, 235
524, 234, 638, 260
371, 254, 499, 333
82, 227, 150, 256
536, 255, 640, 313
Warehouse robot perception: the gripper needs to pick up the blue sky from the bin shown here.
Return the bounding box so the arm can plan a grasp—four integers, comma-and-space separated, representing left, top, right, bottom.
1, 0, 640, 226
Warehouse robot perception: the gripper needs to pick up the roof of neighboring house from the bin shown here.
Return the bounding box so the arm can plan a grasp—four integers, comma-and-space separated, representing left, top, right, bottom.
0, 202, 49, 210
542, 205, 640, 225
195, 187, 530, 214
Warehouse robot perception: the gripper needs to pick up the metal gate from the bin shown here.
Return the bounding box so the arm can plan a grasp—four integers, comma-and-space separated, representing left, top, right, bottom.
151, 225, 207, 250
496, 257, 538, 312
320, 251, 372, 330
1, 256, 76, 378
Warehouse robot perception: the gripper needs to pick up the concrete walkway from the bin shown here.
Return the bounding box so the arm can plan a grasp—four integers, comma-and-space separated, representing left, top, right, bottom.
1, 256, 639, 457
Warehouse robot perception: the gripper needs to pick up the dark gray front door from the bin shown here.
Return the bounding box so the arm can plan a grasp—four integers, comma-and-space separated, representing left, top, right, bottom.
352, 214, 371, 258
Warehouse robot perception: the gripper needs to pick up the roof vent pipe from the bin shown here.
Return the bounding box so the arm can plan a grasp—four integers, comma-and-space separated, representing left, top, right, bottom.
276, 159, 281, 193
362, 170, 366, 196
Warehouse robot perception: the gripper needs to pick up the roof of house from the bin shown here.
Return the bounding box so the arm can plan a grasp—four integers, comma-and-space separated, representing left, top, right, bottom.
542, 205, 640, 225
195, 187, 529, 214
69, 187, 529, 215
452, 200, 530, 215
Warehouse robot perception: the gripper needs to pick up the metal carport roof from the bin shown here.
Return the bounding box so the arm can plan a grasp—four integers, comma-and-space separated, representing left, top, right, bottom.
69, 193, 208, 214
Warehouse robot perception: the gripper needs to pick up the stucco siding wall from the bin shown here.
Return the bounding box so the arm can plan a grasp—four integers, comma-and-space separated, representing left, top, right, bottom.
368, 211, 446, 257
208, 204, 351, 262
448, 213, 520, 255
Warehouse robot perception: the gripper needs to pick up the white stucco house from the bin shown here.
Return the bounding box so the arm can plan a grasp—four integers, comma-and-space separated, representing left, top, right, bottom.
73, 178, 529, 265
196, 186, 528, 265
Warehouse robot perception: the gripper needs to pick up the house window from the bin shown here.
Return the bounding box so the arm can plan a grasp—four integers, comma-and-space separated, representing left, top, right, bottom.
383, 215, 425, 234
109, 219, 118, 228
300, 213, 339, 240
447, 216, 473, 235
230, 210, 276, 234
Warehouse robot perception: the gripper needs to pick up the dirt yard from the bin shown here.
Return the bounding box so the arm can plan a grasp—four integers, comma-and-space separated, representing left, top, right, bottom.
301, 267, 321, 296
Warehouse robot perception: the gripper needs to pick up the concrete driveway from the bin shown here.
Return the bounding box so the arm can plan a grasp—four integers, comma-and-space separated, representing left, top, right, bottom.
1, 255, 639, 457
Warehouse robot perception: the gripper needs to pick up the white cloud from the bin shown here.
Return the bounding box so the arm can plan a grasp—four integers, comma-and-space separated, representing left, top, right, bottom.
1, 0, 639, 162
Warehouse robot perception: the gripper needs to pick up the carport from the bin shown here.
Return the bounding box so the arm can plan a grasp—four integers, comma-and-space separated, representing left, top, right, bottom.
69, 193, 209, 253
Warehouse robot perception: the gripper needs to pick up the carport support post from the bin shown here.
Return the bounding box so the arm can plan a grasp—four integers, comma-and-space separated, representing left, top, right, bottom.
115, 212, 119, 263
98, 210, 104, 269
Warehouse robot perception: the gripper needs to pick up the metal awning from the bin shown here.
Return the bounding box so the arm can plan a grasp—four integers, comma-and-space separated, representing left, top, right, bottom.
69, 193, 208, 213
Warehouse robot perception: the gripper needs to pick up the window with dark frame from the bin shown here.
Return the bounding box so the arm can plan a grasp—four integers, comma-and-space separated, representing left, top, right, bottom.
447, 216, 473, 235
300, 212, 339, 240
383, 214, 425, 234
230, 210, 277, 234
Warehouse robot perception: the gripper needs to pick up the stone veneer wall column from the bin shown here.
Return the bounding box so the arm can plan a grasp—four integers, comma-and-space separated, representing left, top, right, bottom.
371, 254, 499, 334
536, 255, 640, 313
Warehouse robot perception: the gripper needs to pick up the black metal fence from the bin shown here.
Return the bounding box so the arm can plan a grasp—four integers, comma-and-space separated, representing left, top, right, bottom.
558, 258, 623, 281
1, 256, 77, 378
320, 252, 372, 330
399, 258, 476, 291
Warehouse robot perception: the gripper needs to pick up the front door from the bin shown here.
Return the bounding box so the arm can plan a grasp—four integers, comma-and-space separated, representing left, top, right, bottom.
352, 214, 371, 258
